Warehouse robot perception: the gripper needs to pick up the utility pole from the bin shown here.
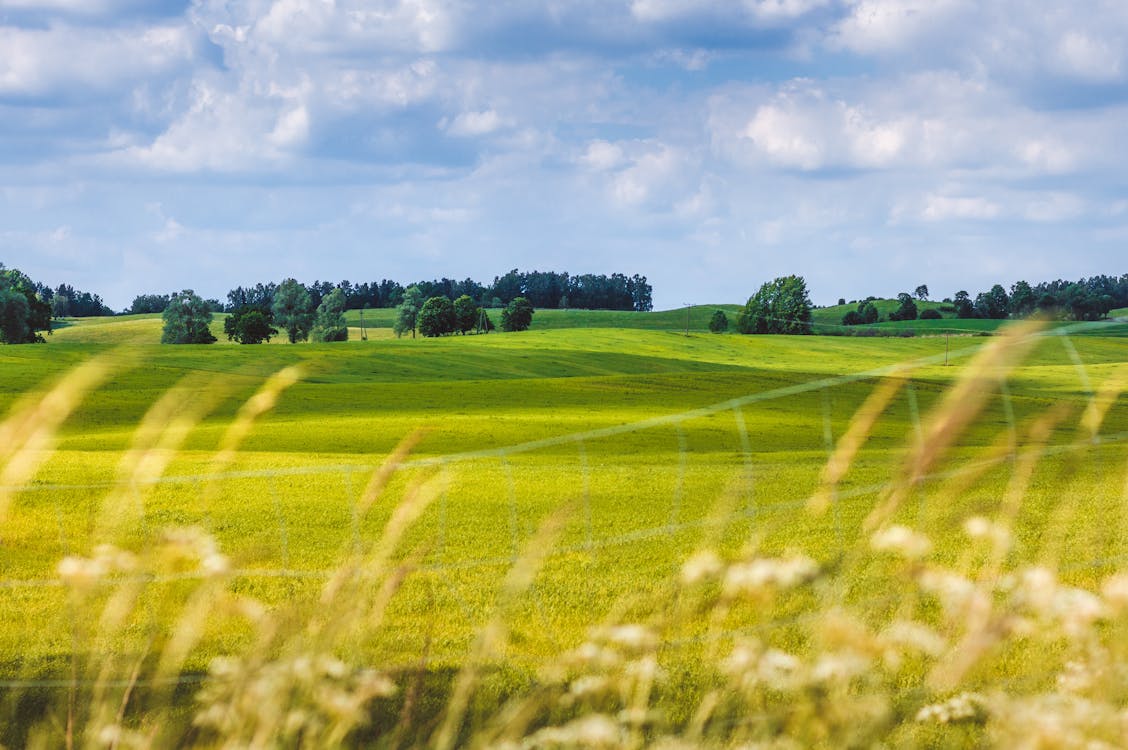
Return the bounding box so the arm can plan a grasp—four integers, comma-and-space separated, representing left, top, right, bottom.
945, 331, 949, 366
359, 308, 368, 341
684, 303, 692, 337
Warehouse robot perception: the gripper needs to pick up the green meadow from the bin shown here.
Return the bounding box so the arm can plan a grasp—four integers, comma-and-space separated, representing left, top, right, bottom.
2, 311, 1127, 745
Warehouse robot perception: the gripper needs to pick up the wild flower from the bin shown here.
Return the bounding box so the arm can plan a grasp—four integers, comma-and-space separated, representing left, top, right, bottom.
722, 554, 818, 596
680, 549, 723, 585
915, 692, 988, 724
963, 515, 1011, 548
870, 524, 932, 559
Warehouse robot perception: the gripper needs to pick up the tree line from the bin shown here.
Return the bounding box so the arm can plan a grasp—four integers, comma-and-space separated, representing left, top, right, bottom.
160, 281, 536, 344
837, 275, 1128, 327
133, 269, 652, 316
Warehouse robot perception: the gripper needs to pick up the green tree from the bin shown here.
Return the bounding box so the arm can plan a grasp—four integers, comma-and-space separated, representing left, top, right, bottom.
0, 287, 31, 344
272, 278, 314, 343
224, 307, 277, 344
858, 300, 879, 324
953, 290, 975, 319
161, 290, 217, 344
0, 265, 51, 343
888, 292, 918, 322
1009, 280, 1036, 317
708, 309, 729, 333
914, 284, 929, 301
453, 294, 479, 335
500, 296, 534, 332
393, 285, 424, 338
312, 287, 349, 342
974, 284, 1010, 320
736, 276, 812, 335
418, 296, 456, 337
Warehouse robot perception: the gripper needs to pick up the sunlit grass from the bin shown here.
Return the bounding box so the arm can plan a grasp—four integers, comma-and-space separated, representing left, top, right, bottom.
0, 319, 1125, 746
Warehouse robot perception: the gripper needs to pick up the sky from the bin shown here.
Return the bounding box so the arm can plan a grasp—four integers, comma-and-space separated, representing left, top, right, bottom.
1, 0, 1126, 312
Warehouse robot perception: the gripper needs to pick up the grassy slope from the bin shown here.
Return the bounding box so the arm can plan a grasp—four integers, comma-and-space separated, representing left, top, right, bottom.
2, 317, 1126, 679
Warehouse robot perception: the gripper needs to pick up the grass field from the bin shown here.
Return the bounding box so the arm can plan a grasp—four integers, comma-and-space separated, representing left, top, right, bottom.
2, 314, 1127, 746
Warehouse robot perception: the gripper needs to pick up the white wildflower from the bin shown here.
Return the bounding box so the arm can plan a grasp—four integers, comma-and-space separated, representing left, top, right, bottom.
915, 692, 986, 724
680, 550, 723, 585
1056, 660, 1096, 694
757, 648, 802, 690
598, 624, 656, 653
963, 516, 1011, 548
723, 555, 818, 596
1055, 587, 1106, 638
1015, 566, 1057, 615
623, 655, 660, 682
870, 525, 932, 559
527, 714, 621, 747
57, 555, 107, 587
569, 675, 609, 698
811, 651, 869, 684
879, 620, 946, 667
919, 569, 980, 617
1101, 573, 1128, 612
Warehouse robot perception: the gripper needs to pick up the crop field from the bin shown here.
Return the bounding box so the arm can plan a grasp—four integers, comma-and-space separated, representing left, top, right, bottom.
1, 314, 1126, 746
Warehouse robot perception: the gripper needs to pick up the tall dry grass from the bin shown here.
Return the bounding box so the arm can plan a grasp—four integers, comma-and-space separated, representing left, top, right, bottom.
1, 324, 1126, 748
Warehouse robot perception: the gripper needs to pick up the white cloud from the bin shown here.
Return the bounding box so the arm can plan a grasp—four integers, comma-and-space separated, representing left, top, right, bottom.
443, 109, 505, 137
0, 23, 194, 96
920, 194, 1000, 221
829, 0, 974, 56
631, 0, 828, 24
1054, 31, 1123, 82
579, 140, 625, 171
116, 78, 304, 172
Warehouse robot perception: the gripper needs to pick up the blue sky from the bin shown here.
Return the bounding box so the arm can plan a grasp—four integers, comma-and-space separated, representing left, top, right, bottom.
1, 0, 1126, 311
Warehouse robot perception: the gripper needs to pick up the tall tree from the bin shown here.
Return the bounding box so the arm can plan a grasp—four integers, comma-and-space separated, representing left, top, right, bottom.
418, 296, 456, 337
1009, 280, 1036, 317
161, 290, 217, 344
708, 309, 729, 333
393, 285, 424, 338
500, 296, 535, 332
311, 287, 348, 342
953, 290, 976, 319
224, 307, 277, 344
913, 284, 929, 301
453, 294, 479, 334
888, 292, 919, 322
272, 279, 315, 343
0, 264, 52, 343
736, 276, 812, 335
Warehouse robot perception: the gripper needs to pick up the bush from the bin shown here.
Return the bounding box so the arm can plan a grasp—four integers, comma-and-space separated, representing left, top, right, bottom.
920, 309, 942, 320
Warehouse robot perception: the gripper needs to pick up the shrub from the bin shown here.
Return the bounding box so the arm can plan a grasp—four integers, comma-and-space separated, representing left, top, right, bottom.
920, 309, 942, 320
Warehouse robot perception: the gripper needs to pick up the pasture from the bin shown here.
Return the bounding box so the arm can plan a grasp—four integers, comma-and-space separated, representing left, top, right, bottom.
1, 313, 1126, 746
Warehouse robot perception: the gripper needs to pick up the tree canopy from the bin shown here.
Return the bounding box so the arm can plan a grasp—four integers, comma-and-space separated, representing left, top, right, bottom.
500, 297, 534, 332
708, 310, 729, 333
418, 296, 456, 337
224, 306, 277, 344
393, 286, 424, 338
272, 279, 315, 343
161, 290, 217, 344
311, 287, 348, 342
737, 276, 812, 335
0, 265, 51, 343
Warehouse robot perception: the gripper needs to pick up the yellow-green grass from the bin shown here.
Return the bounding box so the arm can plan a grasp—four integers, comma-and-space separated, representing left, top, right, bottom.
343, 305, 745, 333
3, 320, 1126, 687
